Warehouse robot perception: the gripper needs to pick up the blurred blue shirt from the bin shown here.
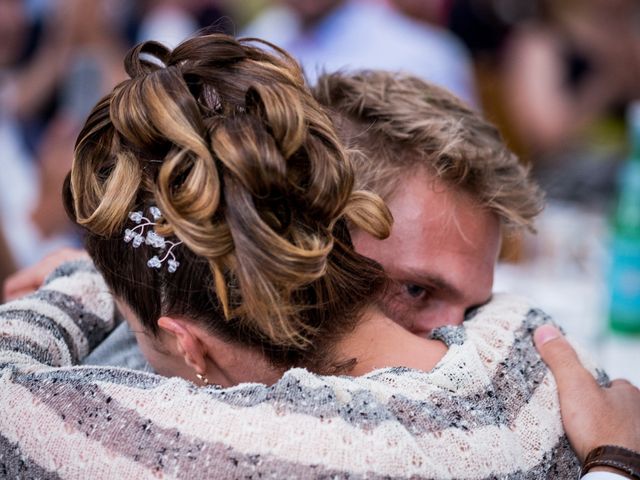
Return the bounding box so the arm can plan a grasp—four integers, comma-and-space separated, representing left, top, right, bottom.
243, 0, 476, 105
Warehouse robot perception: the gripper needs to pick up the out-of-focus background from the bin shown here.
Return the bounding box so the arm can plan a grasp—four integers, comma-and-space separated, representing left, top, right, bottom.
0, 0, 638, 380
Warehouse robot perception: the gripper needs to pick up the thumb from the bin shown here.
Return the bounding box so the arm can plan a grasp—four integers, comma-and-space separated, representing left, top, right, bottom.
533, 324, 598, 394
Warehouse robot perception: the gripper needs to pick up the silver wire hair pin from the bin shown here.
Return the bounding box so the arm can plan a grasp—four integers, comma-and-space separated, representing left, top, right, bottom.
124, 206, 183, 273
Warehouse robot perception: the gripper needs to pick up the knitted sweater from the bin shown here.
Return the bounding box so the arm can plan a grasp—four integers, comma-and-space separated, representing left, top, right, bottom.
0, 260, 602, 479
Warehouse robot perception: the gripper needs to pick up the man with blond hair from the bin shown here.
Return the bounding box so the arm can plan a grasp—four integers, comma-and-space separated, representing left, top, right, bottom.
311, 72, 639, 478
313, 70, 543, 332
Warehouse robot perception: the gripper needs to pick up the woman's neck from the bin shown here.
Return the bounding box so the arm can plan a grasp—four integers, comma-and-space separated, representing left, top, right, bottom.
332, 306, 449, 377
203, 307, 449, 386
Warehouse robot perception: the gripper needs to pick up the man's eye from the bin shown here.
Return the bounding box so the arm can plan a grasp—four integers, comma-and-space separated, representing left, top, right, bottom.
403, 284, 427, 299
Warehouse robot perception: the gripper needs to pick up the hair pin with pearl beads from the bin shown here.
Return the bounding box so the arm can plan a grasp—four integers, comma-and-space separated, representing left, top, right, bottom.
124, 206, 183, 273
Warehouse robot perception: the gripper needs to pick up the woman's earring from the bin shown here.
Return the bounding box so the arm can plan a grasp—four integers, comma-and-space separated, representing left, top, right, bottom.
196, 373, 209, 386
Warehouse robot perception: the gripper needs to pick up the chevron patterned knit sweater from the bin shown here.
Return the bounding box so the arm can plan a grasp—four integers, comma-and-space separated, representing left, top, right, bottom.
0, 261, 603, 479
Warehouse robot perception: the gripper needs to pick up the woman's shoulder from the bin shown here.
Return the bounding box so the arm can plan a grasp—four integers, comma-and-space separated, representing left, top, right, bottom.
426, 293, 560, 399
275, 295, 560, 411
426, 293, 552, 365
460, 293, 606, 385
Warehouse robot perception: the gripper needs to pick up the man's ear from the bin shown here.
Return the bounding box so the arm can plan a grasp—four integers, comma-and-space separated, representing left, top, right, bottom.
157, 317, 207, 374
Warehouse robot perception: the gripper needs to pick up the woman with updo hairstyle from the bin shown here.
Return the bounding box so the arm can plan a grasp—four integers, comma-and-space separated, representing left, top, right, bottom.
63, 32, 402, 379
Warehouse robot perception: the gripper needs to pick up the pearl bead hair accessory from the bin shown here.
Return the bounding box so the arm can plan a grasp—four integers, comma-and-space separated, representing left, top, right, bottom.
124, 206, 182, 273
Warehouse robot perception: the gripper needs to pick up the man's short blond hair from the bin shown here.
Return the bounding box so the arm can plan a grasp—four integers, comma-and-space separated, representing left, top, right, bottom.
313, 70, 544, 230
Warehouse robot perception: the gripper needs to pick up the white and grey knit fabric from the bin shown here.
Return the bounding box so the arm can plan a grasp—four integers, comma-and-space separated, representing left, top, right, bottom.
0, 260, 605, 479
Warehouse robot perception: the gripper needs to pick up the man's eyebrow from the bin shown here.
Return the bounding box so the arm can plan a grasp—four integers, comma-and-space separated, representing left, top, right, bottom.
396, 269, 463, 299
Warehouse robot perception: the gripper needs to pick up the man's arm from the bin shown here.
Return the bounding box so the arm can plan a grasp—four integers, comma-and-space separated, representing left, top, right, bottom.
0, 258, 116, 367
535, 325, 640, 478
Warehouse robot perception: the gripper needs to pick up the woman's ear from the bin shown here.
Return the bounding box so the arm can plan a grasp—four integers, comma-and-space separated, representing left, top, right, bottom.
157, 316, 207, 375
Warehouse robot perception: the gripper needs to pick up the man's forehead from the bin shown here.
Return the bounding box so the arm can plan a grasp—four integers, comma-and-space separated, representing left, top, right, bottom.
353, 166, 500, 262
381, 170, 500, 276
387, 170, 455, 209
387, 173, 498, 241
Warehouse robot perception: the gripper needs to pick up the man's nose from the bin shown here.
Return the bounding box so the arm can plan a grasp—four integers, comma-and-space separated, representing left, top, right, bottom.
434, 307, 466, 328
413, 306, 466, 336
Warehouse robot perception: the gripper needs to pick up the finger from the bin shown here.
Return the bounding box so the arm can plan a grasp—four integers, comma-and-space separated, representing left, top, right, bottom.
4, 287, 38, 302
533, 324, 598, 394
4, 277, 40, 301
4, 249, 87, 301
610, 378, 634, 388
3, 265, 42, 301
609, 378, 640, 391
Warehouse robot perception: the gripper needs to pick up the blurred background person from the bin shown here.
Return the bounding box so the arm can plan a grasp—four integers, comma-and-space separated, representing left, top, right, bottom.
0, 229, 14, 289
134, 0, 231, 48
0, 0, 234, 292
447, 0, 538, 159
0, 0, 82, 283
501, 0, 640, 204
242, 0, 476, 104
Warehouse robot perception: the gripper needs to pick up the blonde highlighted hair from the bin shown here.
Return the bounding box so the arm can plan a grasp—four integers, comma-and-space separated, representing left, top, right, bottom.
65, 34, 391, 369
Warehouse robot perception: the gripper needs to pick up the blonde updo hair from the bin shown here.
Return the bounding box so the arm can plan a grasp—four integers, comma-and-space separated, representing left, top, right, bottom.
64, 33, 391, 370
